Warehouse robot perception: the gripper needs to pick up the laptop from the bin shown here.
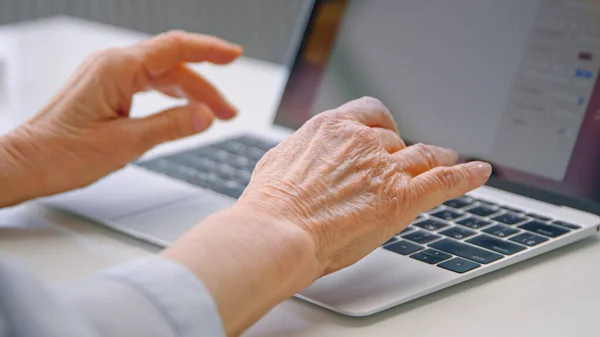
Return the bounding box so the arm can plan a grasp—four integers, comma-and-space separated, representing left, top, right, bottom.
46, 0, 600, 316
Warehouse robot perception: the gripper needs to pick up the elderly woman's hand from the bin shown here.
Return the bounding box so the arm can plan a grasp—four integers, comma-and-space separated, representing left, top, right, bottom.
0, 31, 242, 206
163, 97, 491, 336
244, 97, 491, 275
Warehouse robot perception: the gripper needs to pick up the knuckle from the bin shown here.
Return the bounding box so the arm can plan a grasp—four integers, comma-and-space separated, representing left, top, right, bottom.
310, 111, 331, 125
413, 143, 436, 168
407, 180, 426, 201
353, 127, 374, 144
311, 110, 341, 128
359, 96, 384, 108
360, 96, 392, 116
435, 167, 462, 189
155, 30, 187, 58
87, 48, 115, 66
163, 113, 184, 140
88, 47, 136, 72
164, 29, 187, 41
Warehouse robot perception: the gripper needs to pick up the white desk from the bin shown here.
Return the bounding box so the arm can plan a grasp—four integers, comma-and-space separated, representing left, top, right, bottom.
1, 17, 600, 337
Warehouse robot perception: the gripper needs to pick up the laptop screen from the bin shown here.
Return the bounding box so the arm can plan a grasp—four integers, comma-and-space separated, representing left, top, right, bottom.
275, 0, 600, 209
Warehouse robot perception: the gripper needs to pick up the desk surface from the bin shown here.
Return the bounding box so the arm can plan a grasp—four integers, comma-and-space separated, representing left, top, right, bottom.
1, 17, 600, 337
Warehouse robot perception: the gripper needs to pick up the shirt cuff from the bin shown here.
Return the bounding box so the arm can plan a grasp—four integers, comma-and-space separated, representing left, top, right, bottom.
97, 256, 225, 337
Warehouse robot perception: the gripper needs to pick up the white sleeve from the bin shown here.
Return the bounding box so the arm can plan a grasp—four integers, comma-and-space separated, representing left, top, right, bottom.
0, 256, 225, 337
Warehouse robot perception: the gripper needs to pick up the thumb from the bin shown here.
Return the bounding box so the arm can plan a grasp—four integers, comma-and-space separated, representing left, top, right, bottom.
132, 103, 215, 148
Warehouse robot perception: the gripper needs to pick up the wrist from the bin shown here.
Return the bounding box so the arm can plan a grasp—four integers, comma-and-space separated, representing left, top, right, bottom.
162, 203, 321, 336
0, 127, 43, 206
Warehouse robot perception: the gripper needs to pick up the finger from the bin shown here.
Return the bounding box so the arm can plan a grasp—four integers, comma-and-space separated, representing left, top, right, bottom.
371, 127, 406, 153
333, 96, 398, 132
394, 143, 458, 176
155, 85, 185, 100
152, 65, 237, 120
408, 161, 492, 212
132, 103, 215, 148
136, 30, 243, 77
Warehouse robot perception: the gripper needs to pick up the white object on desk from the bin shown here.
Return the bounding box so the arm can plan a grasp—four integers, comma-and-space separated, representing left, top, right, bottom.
0, 16, 599, 337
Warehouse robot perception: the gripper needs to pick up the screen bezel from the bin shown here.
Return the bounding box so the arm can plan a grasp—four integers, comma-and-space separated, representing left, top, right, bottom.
274, 0, 600, 215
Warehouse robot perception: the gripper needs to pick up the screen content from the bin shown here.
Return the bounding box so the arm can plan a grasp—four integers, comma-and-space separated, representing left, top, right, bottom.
276, 0, 600, 203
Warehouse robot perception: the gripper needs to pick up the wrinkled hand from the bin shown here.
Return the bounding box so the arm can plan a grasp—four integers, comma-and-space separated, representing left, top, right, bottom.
241, 97, 491, 276
162, 97, 492, 335
1, 31, 242, 204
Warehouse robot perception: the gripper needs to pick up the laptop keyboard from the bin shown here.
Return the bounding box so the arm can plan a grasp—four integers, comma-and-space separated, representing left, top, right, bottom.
136, 134, 583, 275
383, 195, 582, 274
136, 135, 277, 199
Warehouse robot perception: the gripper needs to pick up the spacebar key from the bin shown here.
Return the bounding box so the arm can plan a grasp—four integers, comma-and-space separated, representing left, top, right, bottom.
429, 239, 503, 264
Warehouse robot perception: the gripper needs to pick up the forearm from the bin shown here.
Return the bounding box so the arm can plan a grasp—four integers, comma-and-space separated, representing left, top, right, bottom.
162, 204, 320, 336
0, 129, 42, 207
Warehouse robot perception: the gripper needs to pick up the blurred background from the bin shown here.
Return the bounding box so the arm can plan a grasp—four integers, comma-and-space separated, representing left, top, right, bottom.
0, 0, 307, 64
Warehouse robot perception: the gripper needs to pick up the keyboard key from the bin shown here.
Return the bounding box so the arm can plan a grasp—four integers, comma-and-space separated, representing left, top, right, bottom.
492, 212, 526, 225
439, 226, 476, 240
429, 239, 503, 264
237, 135, 277, 151
552, 220, 581, 230
519, 220, 569, 238
225, 154, 250, 169
214, 140, 248, 155
443, 197, 474, 209
509, 233, 548, 247
413, 219, 449, 231
467, 205, 499, 217
456, 216, 491, 229
410, 249, 452, 264
233, 170, 252, 186
526, 213, 552, 221
245, 160, 258, 172
466, 235, 526, 255
210, 179, 246, 199
438, 258, 480, 273
137, 159, 187, 180
191, 147, 235, 165
397, 226, 415, 235
139, 159, 214, 188
215, 164, 237, 180
384, 240, 423, 255
245, 147, 267, 161
501, 205, 524, 213
482, 224, 519, 238
430, 209, 463, 221
216, 149, 231, 161
136, 135, 272, 199
402, 231, 441, 244
168, 154, 216, 173
189, 146, 217, 159
382, 237, 398, 246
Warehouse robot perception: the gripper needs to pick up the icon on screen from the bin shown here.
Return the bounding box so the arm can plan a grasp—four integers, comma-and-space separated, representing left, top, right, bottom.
578, 51, 594, 61
574, 69, 594, 79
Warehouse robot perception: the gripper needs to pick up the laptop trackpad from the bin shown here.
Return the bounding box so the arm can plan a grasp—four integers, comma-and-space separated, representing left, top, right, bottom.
108, 193, 236, 246
43, 166, 202, 221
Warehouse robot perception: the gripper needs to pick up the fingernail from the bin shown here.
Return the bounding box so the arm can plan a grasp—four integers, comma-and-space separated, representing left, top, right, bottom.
467, 161, 492, 178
